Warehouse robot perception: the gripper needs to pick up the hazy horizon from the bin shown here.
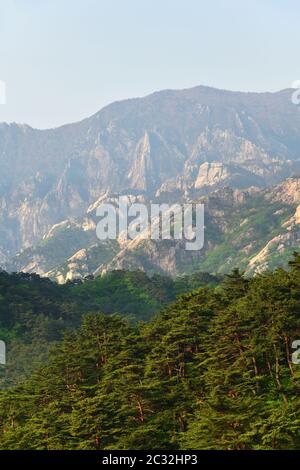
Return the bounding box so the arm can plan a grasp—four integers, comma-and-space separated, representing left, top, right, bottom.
0, 0, 299, 129
0, 83, 297, 131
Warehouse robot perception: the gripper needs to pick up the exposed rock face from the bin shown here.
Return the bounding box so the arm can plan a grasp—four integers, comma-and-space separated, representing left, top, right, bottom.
5, 178, 300, 281
1, 85, 300, 272
128, 131, 184, 193
267, 178, 300, 205
195, 162, 229, 188
193, 161, 261, 189
295, 205, 300, 224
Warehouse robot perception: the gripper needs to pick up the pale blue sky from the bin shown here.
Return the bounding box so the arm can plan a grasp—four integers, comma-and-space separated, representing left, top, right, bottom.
0, 0, 299, 129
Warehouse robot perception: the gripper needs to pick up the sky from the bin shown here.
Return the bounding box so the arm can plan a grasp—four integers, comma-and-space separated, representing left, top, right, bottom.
0, 0, 299, 129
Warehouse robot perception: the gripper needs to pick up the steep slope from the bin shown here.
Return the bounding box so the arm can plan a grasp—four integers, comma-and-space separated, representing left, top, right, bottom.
1, 86, 300, 265
100, 180, 300, 276
6, 178, 300, 280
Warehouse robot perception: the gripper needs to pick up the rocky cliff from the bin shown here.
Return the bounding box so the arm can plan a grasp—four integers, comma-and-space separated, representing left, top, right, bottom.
1, 85, 300, 277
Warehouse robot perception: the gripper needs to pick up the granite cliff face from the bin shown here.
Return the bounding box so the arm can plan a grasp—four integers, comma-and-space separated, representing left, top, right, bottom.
5, 178, 300, 281
1, 85, 300, 276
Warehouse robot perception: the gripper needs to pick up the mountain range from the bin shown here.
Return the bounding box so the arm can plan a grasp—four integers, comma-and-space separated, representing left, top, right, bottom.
1, 85, 300, 279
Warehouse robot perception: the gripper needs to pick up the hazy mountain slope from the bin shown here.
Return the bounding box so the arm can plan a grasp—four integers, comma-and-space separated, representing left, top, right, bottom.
99, 180, 300, 277
6, 178, 300, 280
1, 86, 300, 265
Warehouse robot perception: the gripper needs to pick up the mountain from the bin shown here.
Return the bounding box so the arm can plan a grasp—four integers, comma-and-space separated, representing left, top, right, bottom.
4, 177, 300, 280
1, 85, 300, 276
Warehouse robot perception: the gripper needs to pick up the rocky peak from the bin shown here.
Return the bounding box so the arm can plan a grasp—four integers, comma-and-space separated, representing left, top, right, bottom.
266, 177, 300, 205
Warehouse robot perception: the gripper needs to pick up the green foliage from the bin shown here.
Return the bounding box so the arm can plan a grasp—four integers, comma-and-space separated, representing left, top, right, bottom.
1, 256, 300, 449
0, 269, 218, 387
198, 197, 294, 274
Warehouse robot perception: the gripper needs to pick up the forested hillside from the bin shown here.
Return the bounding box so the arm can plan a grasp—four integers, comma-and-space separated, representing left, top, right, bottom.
0, 269, 219, 386
1, 256, 300, 449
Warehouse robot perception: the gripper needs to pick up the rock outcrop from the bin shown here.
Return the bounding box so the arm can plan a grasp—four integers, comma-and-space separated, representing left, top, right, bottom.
2, 86, 300, 275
